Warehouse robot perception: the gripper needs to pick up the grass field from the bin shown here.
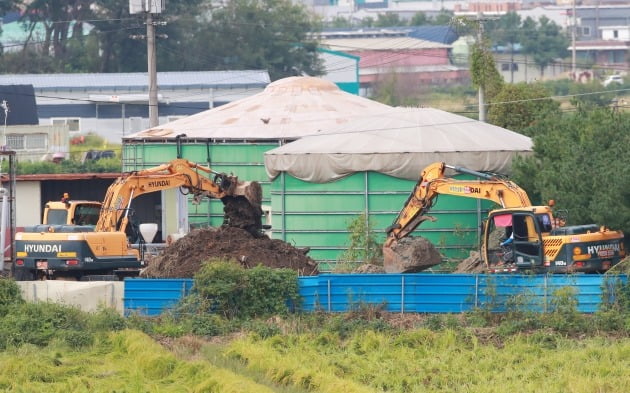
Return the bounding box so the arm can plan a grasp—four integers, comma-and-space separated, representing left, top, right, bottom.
2, 327, 630, 393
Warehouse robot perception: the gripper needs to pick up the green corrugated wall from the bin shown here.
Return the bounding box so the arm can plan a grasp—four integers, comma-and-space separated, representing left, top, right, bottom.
271, 171, 495, 271
123, 142, 495, 271
123, 142, 276, 230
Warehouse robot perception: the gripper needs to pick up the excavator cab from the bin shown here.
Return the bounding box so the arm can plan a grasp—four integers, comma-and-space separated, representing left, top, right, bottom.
483, 210, 546, 271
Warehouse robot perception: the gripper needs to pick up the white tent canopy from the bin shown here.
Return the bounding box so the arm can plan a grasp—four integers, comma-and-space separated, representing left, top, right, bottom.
124, 77, 392, 140
264, 107, 533, 182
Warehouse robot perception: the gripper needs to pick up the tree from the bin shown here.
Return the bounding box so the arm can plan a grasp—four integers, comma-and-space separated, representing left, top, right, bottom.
487, 83, 560, 133
329, 16, 352, 28
409, 12, 429, 26
486, 12, 522, 83
521, 16, 569, 77
0, 0, 21, 50
432, 10, 454, 25
469, 37, 504, 104
374, 13, 401, 28
20, 0, 93, 58
187, 0, 324, 80
370, 71, 424, 106
89, 0, 203, 73
511, 109, 630, 235
568, 82, 617, 111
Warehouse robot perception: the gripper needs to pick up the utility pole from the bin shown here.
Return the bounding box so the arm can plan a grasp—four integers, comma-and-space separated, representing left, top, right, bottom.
477, 13, 486, 123
453, 13, 496, 122
571, 0, 577, 79
147, 11, 158, 127
130, 0, 164, 128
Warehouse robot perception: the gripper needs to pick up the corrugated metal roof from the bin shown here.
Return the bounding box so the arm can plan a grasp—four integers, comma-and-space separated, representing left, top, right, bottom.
322, 37, 450, 52
3, 173, 121, 181
0, 71, 270, 90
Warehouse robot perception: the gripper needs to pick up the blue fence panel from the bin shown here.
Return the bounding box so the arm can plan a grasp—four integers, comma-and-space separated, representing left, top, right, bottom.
123, 274, 628, 316
124, 278, 193, 316
298, 274, 628, 314
403, 274, 478, 313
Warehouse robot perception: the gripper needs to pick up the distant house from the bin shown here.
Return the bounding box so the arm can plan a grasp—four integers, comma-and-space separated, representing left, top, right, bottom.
321, 28, 468, 95
0, 71, 271, 143
569, 5, 630, 74
0, 84, 70, 162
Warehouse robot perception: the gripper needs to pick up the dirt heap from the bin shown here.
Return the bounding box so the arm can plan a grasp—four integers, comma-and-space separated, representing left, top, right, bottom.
383, 236, 443, 273
453, 251, 486, 273
141, 227, 319, 278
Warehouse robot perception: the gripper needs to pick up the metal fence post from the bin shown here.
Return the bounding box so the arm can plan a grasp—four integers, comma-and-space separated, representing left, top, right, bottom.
401, 276, 405, 314
544, 275, 548, 313
327, 279, 331, 312
475, 275, 479, 309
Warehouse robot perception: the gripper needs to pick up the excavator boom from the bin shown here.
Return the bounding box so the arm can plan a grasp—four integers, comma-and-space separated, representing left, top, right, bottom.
96, 158, 262, 236
383, 162, 532, 272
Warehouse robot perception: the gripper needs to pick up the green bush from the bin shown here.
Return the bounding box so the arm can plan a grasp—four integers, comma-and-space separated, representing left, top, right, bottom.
88, 306, 128, 331
542, 287, 587, 333
185, 260, 301, 320
242, 320, 282, 339
190, 313, 233, 336
0, 279, 24, 314
0, 302, 92, 349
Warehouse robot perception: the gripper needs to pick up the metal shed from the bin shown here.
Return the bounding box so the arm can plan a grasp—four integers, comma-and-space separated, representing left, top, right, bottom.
264, 107, 533, 269
122, 77, 392, 242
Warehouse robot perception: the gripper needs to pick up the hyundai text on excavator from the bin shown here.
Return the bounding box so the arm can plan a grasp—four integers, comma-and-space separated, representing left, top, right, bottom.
383, 162, 625, 274
14, 159, 263, 280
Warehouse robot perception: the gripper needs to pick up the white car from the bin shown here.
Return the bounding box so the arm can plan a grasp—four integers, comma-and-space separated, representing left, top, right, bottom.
603, 75, 623, 87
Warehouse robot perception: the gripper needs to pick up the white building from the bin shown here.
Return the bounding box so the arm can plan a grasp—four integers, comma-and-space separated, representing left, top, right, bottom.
0, 71, 271, 143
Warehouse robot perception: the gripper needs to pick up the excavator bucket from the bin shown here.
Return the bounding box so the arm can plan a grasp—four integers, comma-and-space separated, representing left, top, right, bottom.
222, 180, 264, 237
232, 179, 263, 209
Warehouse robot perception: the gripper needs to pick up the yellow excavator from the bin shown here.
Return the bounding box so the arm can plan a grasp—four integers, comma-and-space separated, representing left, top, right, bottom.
14, 159, 262, 280
383, 162, 625, 274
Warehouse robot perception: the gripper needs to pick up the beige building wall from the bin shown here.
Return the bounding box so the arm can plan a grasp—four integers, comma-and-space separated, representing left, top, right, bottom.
16, 181, 41, 227
6, 124, 70, 162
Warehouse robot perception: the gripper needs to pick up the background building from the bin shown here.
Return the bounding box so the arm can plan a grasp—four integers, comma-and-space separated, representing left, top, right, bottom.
0, 71, 271, 143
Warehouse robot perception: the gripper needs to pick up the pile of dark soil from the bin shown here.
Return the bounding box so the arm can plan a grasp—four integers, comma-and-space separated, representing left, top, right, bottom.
383, 236, 443, 273
453, 251, 486, 273
141, 227, 319, 278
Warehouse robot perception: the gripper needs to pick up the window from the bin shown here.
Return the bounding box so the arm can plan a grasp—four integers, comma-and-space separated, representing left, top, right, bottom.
581, 26, 591, 37
51, 117, 80, 132
613, 30, 618, 39
5, 133, 48, 151
501, 63, 518, 71
6, 134, 24, 150
26, 133, 47, 149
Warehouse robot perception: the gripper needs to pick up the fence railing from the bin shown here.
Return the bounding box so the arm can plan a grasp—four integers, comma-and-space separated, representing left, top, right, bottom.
124, 273, 628, 316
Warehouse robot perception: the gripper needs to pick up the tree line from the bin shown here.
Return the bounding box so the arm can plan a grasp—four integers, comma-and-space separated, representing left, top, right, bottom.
0, 0, 324, 80
1, 3, 571, 81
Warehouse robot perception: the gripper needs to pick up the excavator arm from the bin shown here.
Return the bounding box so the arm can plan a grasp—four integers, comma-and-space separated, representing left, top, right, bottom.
383, 162, 531, 269
96, 158, 262, 236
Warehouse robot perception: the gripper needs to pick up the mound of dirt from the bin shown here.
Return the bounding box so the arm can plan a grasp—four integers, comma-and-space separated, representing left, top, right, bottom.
453, 251, 486, 273
141, 227, 319, 278
383, 236, 443, 273
353, 263, 386, 274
